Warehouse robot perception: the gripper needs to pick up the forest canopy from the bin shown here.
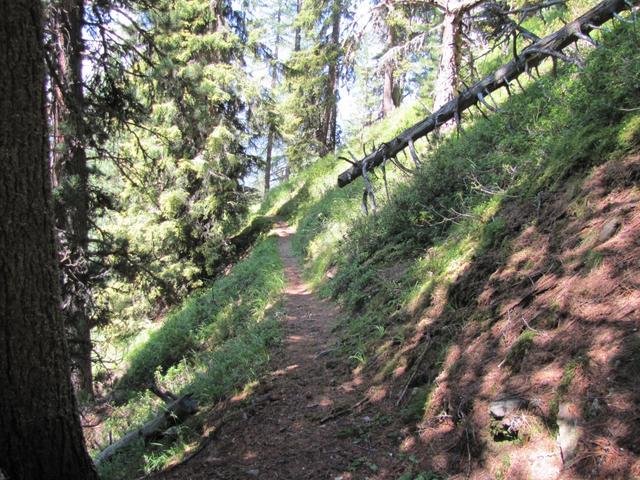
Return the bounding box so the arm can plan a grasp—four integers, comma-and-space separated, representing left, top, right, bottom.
1, 0, 638, 478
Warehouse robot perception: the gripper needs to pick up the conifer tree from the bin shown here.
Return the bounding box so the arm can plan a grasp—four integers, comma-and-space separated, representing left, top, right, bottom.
101, 0, 259, 306
283, 0, 348, 169
0, 0, 98, 477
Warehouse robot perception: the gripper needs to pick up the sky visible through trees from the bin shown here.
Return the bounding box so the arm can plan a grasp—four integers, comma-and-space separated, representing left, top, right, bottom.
3, 0, 638, 477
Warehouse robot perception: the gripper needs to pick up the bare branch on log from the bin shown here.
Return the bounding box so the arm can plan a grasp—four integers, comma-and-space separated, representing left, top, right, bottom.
338, 155, 357, 166
408, 138, 422, 167
337, 0, 637, 188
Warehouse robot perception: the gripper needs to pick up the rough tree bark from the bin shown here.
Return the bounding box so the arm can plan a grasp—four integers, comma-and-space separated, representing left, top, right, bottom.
265, 0, 283, 194
337, 0, 637, 187
318, 0, 341, 153
0, 1, 99, 478
382, 25, 400, 116
433, 9, 464, 111
381, 0, 404, 117
51, 0, 94, 398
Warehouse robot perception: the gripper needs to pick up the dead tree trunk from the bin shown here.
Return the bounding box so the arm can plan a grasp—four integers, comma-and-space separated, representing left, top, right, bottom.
337, 0, 637, 188
95, 395, 198, 466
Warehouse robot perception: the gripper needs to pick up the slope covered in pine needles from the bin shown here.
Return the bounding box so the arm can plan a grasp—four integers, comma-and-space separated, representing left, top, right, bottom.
254, 23, 640, 479
94, 20, 639, 480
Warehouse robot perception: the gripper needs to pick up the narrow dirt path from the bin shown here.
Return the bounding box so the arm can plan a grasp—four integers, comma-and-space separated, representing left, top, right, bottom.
156, 223, 401, 479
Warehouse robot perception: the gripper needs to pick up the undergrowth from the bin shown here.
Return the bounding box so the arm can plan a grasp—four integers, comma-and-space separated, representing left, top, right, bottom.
266, 24, 640, 371
96, 236, 285, 479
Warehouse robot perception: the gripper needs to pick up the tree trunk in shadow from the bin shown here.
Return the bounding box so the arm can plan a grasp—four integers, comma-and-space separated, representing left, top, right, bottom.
0, 1, 99, 477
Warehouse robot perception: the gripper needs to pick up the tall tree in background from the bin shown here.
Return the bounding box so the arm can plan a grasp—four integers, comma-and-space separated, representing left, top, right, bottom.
432, 0, 483, 111
320, 0, 342, 152
351, 0, 439, 122
98, 0, 260, 314
377, 0, 406, 116
263, 0, 284, 193
49, 0, 95, 397
0, 0, 98, 477
283, 0, 347, 168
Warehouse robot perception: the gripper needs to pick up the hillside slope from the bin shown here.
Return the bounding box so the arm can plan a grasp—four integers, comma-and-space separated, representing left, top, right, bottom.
255, 23, 640, 479
95, 20, 639, 480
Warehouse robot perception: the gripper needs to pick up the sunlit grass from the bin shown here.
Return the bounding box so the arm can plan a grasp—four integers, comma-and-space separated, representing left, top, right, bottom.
96, 236, 285, 479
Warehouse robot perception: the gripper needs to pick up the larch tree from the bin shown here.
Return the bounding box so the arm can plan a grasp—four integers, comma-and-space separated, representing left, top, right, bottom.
97, 0, 261, 315
0, 0, 99, 478
321, 0, 343, 152
258, 0, 286, 194
375, 0, 408, 117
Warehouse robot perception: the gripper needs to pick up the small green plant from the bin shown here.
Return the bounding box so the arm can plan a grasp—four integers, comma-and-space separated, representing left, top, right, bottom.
548, 355, 588, 429
504, 331, 537, 373
495, 454, 512, 480
617, 113, 640, 149
401, 385, 433, 424
480, 217, 508, 251
348, 456, 379, 473
582, 249, 604, 273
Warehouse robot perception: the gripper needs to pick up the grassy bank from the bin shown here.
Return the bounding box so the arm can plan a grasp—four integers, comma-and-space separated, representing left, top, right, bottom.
96, 235, 285, 479
260, 22, 640, 478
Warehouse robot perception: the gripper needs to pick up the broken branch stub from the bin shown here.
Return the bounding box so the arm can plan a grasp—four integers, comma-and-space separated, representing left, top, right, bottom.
337, 0, 637, 188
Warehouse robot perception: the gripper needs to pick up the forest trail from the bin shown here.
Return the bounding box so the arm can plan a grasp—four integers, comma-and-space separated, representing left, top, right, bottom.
156, 222, 401, 480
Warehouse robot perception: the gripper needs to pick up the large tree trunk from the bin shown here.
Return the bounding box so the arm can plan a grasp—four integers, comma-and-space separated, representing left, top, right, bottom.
0, 1, 99, 478
294, 0, 302, 52
51, 0, 94, 397
319, 0, 341, 153
265, 0, 282, 194
433, 10, 463, 113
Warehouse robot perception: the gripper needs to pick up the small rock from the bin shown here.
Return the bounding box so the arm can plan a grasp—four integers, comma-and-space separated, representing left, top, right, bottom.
598, 217, 621, 243
557, 402, 582, 463
489, 398, 525, 419
246, 469, 260, 476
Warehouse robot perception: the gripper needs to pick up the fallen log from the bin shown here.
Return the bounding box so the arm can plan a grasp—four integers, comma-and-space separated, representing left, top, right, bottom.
337, 0, 638, 188
95, 394, 198, 466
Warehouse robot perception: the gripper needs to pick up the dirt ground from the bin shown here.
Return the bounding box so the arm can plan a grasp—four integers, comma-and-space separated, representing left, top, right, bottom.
154, 223, 406, 480
153, 153, 640, 480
